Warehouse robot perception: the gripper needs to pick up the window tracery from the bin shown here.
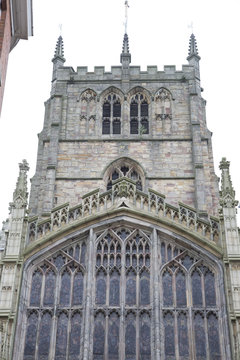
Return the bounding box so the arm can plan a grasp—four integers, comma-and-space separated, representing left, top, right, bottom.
130, 93, 149, 135
160, 238, 221, 359
102, 93, 122, 135
80, 89, 97, 135
155, 88, 172, 120
24, 240, 86, 360
21, 224, 228, 360
106, 164, 143, 191
94, 227, 152, 360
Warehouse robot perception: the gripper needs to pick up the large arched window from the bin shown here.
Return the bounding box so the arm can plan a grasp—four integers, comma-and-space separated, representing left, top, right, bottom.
24, 241, 86, 360
160, 239, 221, 359
19, 223, 229, 360
102, 93, 122, 135
94, 227, 152, 360
130, 93, 149, 135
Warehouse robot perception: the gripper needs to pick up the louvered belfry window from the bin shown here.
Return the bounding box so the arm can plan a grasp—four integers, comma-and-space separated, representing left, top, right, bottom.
130, 93, 149, 134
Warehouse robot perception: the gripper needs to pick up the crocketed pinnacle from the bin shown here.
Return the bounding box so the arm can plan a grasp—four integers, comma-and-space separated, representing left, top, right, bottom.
219, 157, 235, 199
52, 35, 65, 62
120, 33, 131, 67
9, 160, 29, 211
122, 33, 130, 54
187, 33, 200, 60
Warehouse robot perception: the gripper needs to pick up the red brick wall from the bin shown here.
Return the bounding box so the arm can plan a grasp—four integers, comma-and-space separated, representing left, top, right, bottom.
0, 0, 11, 114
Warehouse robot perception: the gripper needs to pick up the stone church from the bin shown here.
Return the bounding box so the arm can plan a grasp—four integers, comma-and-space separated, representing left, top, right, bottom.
0, 30, 239, 359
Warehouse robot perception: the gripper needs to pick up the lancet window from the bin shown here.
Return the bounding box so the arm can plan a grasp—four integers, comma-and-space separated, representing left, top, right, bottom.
106, 164, 143, 191
130, 93, 149, 135
94, 227, 152, 360
102, 93, 122, 135
23, 240, 86, 360
160, 239, 221, 359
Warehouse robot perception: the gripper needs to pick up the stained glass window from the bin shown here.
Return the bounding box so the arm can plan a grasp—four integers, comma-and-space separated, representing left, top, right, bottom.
178, 312, 189, 357
125, 313, 136, 359
164, 312, 175, 358
93, 312, 105, 360
55, 312, 68, 359
108, 312, 119, 359
163, 270, 173, 306
140, 313, 151, 359
205, 270, 216, 307
43, 270, 55, 306
60, 270, 71, 306
30, 270, 42, 306
73, 270, 84, 305
38, 312, 52, 359
207, 313, 221, 359
69, 312, 81, 359
176, 270, 186, 307
192, 270, 202, 306
194, 312, 206, 359
23, 312, 38, 359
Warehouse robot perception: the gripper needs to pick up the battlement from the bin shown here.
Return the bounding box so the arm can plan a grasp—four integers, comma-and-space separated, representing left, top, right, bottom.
55, 64, 194, 82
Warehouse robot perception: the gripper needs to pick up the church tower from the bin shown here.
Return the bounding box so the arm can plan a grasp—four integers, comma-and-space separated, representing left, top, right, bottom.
0, 26, 239, 359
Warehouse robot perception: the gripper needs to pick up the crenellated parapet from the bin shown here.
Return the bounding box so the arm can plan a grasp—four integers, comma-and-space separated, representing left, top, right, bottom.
27, 177, 220, 246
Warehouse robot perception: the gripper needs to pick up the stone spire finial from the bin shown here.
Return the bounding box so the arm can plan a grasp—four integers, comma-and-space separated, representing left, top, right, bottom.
120, 33, 131, 68
53, 35, 65, 61
219, 157, 238, 208
52, 35, 66, 66
188, 33, 199, 58
10, 160, 29, 210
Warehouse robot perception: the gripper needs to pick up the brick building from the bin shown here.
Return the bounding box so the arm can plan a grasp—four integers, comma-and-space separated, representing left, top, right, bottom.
0, 0, 33, 114
0, 31, 239, 359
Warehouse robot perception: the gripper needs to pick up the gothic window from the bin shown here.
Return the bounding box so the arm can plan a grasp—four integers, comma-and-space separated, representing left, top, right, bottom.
94, 227, 152, 359
106, 161, 143, 191
23, 240, 86, 359
80, 89, 97, 135
160, 238, 222, 359
130, 93, 149, 134
102, 93, 122, 135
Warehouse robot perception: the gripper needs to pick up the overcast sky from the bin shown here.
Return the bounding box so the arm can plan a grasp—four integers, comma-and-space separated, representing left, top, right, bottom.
0, 0, 239, 224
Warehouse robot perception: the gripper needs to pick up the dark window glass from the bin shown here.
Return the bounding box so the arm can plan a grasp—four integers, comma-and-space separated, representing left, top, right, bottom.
107, 180, 112, 191
161, 243, 166, 264
112, 170, 119, 181
93, 313, 105, 359
140, 271, 150, 305
23, 313, 38, 358
30, 270, 42, 306
126, 271, 136, 305
69, 313, 81, 359
80, 243, 86, 265
55, 312, 68, 359
130, 101, 138, 117
102, 119, 110, 134
60, 271, 71, 306
140, 315, 151, 359
113, 101, 121, 117
108, 313, 119, 359
167, 245, 172, 261
176, 271, 186, 307
182, 255, 194, 270
53, 254, 65, 270
141, 101, 148, 116
163, 271, 173, 306
96, 274, 106, 305
192, 270, 202, 306
207, 313, 221, 359
178, 313, 189, 356
130, 118, 138, 134
194, 313, 206, 358
113, 119, 121, 134
74, 245, 80, 261
38, 312, 52, 358
109, 272, 120, 306
73, 271, 84, 305
205, 271, 216, 306
125, 315, 136, 359
43, 270, 55, 307
103, 102, 110, 117
164, 312, 175, 357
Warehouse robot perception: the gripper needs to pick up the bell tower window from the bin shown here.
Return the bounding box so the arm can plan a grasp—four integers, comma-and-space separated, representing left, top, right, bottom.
102, 94, 122, 135
130, 93, 149, 135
